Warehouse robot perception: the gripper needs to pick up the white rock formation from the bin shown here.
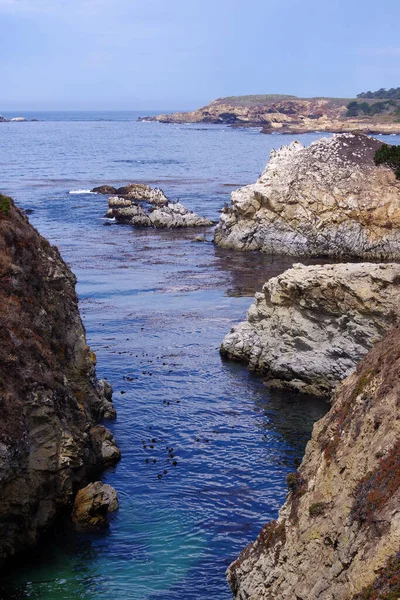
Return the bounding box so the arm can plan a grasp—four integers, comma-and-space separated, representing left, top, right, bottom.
106, 196, 213, 229
221, 262, 400, 397
215, 133, 400, 259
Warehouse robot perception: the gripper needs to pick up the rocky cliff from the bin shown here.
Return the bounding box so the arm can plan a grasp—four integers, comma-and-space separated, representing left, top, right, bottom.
221, 262, 400, 397
214, 133, 400, 259
139, 95, 400, 135
0, 194, 120, 565
227, 323, 400, 599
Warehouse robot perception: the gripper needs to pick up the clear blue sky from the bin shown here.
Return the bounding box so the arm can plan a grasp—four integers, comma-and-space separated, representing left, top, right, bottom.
1, 0, 399, 110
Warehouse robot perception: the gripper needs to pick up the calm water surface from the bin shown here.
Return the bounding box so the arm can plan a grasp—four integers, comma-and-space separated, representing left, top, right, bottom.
2, 113, 396, 599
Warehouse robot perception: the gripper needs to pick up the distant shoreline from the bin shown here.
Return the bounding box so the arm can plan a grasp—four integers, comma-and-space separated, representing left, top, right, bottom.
139, 94, 400, 136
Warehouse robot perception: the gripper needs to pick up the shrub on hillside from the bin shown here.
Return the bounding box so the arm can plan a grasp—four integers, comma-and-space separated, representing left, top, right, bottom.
374, 144, 400, 180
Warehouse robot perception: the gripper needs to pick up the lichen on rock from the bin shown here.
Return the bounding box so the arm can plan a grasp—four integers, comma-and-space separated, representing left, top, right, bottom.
0, 196, 119, 565
215, 133, 400, 259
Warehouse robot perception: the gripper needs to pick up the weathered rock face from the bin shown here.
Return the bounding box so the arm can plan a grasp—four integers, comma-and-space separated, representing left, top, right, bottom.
106, 195, 213, 228
0, 195, 120, 565
227, 324, 400, 599
72, 481, 118, 531
221, 263, 400, 397
215, 134, 400, 259
139, 95, 400, 135
94, 183, 169, 207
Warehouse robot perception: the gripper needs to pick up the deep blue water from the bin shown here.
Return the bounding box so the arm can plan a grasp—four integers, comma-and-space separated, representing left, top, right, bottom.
1, 113, 397, 599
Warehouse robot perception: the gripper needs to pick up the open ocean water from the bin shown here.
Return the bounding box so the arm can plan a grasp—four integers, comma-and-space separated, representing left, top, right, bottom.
1, 111, 398, 599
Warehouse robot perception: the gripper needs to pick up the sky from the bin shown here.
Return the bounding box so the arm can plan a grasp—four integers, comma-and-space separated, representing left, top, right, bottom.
1, 0, 400, 111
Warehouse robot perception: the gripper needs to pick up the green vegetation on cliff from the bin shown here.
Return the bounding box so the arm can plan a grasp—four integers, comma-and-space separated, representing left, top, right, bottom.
358, 87, 400, 99
0, 194, 11, 215
347, 100, 400, 117
374, 144, 400, 179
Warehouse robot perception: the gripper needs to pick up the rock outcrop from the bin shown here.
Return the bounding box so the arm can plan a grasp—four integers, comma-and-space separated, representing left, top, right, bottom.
0, 116, 31, 123
0, 194, 120, 565
72, 481, 118, 531
105, 192, 213, 229
93, 183, 168, 206
215, 134, 400, 259
221, 262, 400, 397
139, 95, 400, 135
227, 324, 400, 599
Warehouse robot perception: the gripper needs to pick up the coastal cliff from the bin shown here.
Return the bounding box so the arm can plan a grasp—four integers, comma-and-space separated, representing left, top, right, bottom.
221, 263, 400, 397
227, 324, 400, 599
140, 95, 400, 135
214, 133, 400, 259
0, 195, 120, 564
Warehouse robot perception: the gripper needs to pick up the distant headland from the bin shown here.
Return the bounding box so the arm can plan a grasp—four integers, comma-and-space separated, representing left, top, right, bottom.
139, 88, 400, 135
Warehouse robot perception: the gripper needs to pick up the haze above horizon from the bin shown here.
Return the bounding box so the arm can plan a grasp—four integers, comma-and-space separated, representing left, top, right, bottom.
1, 0, 399, 111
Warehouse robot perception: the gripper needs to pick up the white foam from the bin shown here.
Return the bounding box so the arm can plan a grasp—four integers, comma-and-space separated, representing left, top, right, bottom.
69, 189, 95, 195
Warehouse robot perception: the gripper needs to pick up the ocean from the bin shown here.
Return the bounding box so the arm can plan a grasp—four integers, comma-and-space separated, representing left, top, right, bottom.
1, 112, 396, 599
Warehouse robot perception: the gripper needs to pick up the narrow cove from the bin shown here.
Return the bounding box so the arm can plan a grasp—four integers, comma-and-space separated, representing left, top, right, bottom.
0, 117, 333, 599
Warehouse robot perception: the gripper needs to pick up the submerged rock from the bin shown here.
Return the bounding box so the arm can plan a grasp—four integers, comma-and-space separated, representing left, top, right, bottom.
215, 133, 400, 259
0, 194, 119, 565
72, 482, 118, 530
227, 324, 400, 599
221, 262, 400, 397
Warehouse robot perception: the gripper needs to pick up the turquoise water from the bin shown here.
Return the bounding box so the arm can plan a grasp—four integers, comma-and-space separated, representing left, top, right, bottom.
1, 114, 394, 599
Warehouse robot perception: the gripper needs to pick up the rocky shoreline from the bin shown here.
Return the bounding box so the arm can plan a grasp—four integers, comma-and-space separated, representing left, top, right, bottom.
227, 325, 400, 599
218, 133, 400, 598
2, 123, 400, 598
139, 95, 400, 135
0, 194, 119, 564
